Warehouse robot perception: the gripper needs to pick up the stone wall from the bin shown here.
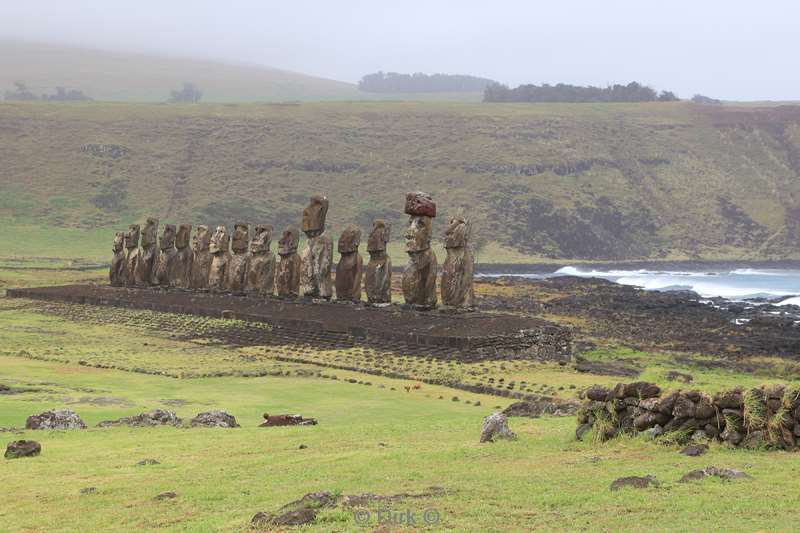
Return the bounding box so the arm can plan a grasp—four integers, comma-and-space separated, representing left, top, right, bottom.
576, 381, 800, 450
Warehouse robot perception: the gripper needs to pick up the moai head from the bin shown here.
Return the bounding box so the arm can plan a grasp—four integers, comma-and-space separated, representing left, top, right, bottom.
367, 219, 391, 254
113, 231, 124, 253
444, 210, 470, 249
405, 216, 433, 253
192, 225, 211, 253
278, 226, 300, 256
124, 224, 140, 249
338, 224, 362, 254
209, 226, 229, 255
250, 225, 273, 255
176, 224, 192, 250
301, 195, 329, 237
160, 224, 176, 250
231, 223, 250, 254
141, 217, 159, 248
404, 191, 437, 218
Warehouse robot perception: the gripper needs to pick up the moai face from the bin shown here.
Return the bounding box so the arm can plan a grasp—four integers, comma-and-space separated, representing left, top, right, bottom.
405, 216, 432, 253
160, 224, 176, 250
444, 212, 470, 249
124, 224, 140, 249
176, 224, 192, 250
231, 223, 250, 254
278, 226, 299, 256
209, 226, 229, 255
367, 220, 390, 254
113, 231, 124, 253
301, 195, 329, 237
141, 217, 159, 248
192, 225, 211, 253
338, 225, 362, 254
404, 191, 437, 217
250, 225, 273, 255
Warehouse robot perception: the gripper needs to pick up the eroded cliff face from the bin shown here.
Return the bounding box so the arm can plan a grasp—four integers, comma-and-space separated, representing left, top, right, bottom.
2, 102, 799, 260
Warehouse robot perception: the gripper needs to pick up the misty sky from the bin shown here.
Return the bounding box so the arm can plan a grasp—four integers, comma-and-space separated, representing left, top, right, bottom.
2, 0, 798, 100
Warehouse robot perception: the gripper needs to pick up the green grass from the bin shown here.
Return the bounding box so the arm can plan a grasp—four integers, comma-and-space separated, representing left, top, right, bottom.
2, 99, 799, 261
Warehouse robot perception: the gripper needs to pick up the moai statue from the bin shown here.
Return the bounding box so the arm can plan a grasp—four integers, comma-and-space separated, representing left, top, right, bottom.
245, 225, 276, 297
226, 222, 250, 293
364, 219, 392, 305
335, 224, 363, 302
402, 192, 438, 309
441, 210, 475, 308
299, 195, 333, 299
189, 225, 212, 290
172, 224, 193, 288
275, 226, 301, 298
123, 224, 141, 287
207, 225, 230, 291
135, 217, 159, 286
109, 231, 126, 287
155, 224, 177, 287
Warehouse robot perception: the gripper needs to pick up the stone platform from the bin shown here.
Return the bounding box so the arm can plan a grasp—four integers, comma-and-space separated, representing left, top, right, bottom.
6, 284, 571, 361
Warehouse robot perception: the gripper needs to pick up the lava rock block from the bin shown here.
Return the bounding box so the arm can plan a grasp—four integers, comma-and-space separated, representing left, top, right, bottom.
479, 412, 517, 443
5, 440, 41, 459
189, 410, 239, 428
26, 408, 86, 430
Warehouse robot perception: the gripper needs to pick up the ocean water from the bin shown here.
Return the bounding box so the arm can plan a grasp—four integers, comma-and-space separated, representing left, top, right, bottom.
482, 266, 800, 303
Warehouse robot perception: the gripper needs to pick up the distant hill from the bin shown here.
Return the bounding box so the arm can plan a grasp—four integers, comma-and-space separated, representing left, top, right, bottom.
2, 100, 800, 261
0, 40, 361, 102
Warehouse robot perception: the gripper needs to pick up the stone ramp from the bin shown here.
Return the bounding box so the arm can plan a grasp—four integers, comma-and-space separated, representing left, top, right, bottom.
6, 284, 571, 361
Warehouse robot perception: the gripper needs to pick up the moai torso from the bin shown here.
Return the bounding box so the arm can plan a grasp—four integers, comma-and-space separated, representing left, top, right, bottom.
208, 226, 230, 291
299, 195, 333, 299
124, 224, 141, 287
155, 224, 177, 287
109, 232, 126, 287
245, 225, 276, 297
189, 225, 212, 289
441, 211, 475, 308
402, 192, 438, 309
275, 227, 301, 298
226, 223, 250, 293
335, 224, 363, 302
365, 220, 392, 304
172, 224, 193, 288
135, 217, 159, 286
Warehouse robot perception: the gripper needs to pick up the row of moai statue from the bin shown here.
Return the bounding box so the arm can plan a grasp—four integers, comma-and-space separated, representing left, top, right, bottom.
110, 192, 474, 308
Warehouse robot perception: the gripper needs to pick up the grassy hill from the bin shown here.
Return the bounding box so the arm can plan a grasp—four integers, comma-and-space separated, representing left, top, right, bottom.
1, 99, 800, 262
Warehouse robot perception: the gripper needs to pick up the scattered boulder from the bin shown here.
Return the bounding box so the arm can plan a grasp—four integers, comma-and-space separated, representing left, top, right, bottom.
97, 409, 182, 428
136, 459, 160, 466
25, 409, 86, 430
79, 487, 97, 495
665, 370, 693, 383
679, 466, 750, 483
5, 440, 41, 459
259, 413, 318, 427
479, 412, 517, 443
610, 474, 658, 491
155, 491, 177, 500
251, 491, 337, 528
680, 443, 708, 456
189, 410, 239, 428
503, 396, 580, 418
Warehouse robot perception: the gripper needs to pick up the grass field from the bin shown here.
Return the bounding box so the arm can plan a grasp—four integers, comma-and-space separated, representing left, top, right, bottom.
2, 99, 800, 261
2, 297, 800, 532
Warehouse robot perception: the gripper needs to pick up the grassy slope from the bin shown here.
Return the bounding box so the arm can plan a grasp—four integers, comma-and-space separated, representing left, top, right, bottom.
1, 100, 799, 262
2, 299, 800, 532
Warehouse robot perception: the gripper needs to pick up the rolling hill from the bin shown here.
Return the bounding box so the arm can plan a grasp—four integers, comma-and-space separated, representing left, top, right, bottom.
1, 100, 800, 261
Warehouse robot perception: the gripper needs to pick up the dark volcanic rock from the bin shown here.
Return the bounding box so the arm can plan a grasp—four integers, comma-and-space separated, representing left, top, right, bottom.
97, 409, 181, 428
26, 409, 86, 430
665, 370, 694, 383
5, 440, 41, 459
680, 443, 709, 457
189, 410, 239, 428
155, 491, 177, 500
610, 474, 658, 491
136, 459, 160, 466
251, 491, 337, 528
680, 466, 750, 483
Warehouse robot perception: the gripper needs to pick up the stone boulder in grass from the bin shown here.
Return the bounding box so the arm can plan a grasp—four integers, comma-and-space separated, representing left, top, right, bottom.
189, 410, 239, 428
26, 409, 86, 430
5, 440, 41, 459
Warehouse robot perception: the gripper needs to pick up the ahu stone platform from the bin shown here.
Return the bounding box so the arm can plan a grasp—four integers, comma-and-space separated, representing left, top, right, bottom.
6, 284, 571, 361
